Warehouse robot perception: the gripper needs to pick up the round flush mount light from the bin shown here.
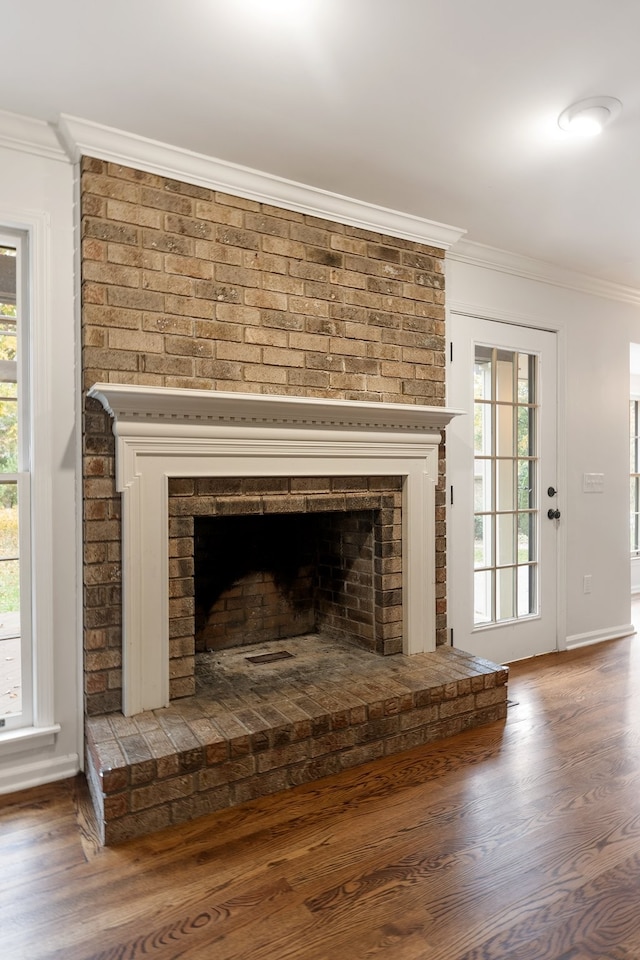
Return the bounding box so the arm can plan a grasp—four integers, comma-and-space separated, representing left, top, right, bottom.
558, 96, 622, 136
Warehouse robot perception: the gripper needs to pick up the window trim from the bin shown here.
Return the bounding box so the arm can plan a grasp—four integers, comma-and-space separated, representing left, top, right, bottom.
0, 209, 56, 744
0, 233, 33, 731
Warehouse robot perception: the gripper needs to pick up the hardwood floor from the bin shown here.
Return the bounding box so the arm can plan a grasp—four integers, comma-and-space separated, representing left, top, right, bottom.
3, 627, 640, 960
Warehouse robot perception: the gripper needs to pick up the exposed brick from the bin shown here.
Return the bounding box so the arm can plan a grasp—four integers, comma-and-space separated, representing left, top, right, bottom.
81, 159, 447, 717
164, 213, 213, 240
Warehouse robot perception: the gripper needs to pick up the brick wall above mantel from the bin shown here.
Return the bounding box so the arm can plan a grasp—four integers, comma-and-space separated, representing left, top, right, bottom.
81, 157, 446, 402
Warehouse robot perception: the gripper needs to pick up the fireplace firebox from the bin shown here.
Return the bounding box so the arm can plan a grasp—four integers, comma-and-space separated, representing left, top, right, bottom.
167, 475, 404, 698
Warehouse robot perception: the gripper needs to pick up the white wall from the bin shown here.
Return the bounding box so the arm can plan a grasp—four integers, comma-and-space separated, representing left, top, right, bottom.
0, 117, 80, 792
447, 255, 639, 649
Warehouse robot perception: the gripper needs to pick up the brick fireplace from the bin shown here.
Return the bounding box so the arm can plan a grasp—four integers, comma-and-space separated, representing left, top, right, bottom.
83, 384, 508, 845
81, 160, 508, 843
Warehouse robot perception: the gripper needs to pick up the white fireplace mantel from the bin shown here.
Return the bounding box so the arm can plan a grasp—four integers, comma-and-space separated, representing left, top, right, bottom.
88, 384, 463, 717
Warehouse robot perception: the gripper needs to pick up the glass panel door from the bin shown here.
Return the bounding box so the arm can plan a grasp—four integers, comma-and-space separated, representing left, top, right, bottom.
447, 314, 558, 664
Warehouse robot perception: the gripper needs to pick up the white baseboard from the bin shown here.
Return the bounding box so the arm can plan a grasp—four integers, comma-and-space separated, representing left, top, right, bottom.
565, 623, 636, 651
0, 753, 80, 796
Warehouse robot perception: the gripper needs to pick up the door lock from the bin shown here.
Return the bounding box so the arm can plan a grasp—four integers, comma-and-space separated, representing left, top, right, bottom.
547, 486, 557, 497
547, 508, 561, 520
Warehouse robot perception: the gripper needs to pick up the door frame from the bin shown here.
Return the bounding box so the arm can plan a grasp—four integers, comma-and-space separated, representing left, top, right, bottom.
446, 302, 568, 658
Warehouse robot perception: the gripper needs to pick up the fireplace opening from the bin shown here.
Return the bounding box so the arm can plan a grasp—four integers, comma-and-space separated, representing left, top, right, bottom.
167, 475, 406, 701
194, 510, 377, 653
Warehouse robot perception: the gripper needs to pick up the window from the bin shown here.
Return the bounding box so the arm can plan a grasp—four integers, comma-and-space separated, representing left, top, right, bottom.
631, 399, 640, 557
0, 233, 31, 731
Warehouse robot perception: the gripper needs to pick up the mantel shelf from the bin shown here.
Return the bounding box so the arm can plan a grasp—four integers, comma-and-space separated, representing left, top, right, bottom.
88, 383, 464, 436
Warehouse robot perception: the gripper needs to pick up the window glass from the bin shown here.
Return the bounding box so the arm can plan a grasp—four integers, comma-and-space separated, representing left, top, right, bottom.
0, 242, 25, 725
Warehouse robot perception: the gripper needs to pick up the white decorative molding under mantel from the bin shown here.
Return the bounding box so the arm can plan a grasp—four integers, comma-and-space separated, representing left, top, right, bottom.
58, 114, 466, 250
89, 384, 463, 716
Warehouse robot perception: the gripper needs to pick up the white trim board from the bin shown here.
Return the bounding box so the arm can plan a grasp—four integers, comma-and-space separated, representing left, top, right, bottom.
56, 114, 466, 250
3, 109, 640, 305
448, 239, 640, 307
0, 211, 58, 736
565, 624, 636, 650
0, 109, 68, 163
0, 752, 79, 796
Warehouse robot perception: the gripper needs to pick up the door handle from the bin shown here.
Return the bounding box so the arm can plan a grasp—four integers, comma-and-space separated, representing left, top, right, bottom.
547, 508, 561, 520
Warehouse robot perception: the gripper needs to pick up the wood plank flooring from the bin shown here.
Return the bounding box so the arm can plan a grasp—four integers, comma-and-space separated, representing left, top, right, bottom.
3, 627, 640, 959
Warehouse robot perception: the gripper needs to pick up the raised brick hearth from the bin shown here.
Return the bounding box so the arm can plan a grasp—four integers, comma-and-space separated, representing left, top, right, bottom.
85, 637, 508, 845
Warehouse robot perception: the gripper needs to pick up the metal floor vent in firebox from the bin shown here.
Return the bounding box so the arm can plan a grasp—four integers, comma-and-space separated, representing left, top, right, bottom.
245, 650, 295, 665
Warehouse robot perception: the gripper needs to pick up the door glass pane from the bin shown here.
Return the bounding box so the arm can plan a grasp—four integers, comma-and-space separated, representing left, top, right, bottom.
517, 564, 536, 617
474, 570, 492, 624
518, 460, 533, 509
517, 353, 535, 402
518, 406, 534, 457
497, 567, 515, 620
474, 513, 492, 568
496, 404, 513, 457
474, 459, 492, 513
518, 511, 535, 563
473, 344, 539, 626
497, 513, 515, 566
496, 350, 515, 402
474, 402, 491, 455
496, 459, 515, 511
474, 348, 492, 400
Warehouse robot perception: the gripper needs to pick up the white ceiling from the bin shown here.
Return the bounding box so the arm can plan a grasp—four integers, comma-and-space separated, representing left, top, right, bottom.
4, 0, 640, 290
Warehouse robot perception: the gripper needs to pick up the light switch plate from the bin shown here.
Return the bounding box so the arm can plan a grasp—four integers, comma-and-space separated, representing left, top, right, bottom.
583, 472, 604, 493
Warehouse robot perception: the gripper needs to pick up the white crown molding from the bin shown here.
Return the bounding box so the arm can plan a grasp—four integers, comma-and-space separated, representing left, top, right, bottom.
0, 109, 68, 163
447, 238, 640, 307
57, 114, 466, 250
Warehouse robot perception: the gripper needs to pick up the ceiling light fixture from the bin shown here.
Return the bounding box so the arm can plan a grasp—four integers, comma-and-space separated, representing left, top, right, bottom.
558, 96, 622, 137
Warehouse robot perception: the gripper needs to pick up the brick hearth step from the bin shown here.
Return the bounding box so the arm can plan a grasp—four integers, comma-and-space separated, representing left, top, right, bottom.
85, 639, 508, 845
